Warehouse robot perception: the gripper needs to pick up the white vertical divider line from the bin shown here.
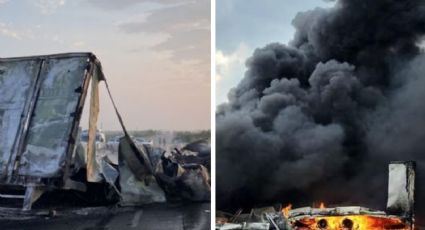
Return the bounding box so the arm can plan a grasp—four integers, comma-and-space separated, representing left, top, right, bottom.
210, 0, 216, 229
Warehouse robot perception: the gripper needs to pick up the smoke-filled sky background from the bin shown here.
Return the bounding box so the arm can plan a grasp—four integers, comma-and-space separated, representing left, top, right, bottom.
216, 0, 334, 105
0, 0, 210, 131
216, 0, 425, 224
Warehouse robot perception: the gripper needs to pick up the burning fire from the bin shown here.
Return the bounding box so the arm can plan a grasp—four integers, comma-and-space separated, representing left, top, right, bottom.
294, 215, 407, 230
282, 203, 408, 230
283, 203, 292, 218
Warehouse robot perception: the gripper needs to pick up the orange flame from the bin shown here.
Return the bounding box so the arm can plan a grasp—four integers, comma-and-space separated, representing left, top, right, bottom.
294, 215, 408, 230
319, 202, 325, 209
282, 203, 292, 218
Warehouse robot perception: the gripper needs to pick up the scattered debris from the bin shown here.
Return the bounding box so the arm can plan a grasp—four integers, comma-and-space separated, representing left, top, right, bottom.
155, 141, 211, 202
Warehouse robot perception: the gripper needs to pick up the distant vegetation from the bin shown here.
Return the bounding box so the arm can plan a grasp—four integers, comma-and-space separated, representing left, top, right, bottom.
173, 130, 211, 143
104, 130, 210, 143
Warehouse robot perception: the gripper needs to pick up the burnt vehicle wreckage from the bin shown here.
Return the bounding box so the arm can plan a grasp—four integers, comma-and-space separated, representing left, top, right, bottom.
0, 53, 210, 211
216, 161, 416, 230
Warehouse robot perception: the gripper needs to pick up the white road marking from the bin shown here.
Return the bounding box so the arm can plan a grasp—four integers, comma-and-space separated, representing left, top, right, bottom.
131, 210, 143, 228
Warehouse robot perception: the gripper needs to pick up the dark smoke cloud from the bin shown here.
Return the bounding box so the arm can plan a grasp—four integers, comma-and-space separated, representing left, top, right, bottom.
217, 0, 425, 223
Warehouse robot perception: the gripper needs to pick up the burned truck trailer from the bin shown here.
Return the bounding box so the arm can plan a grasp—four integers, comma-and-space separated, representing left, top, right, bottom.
283, 162, 415, 230
0, 53, 108, 210
216, 161, 416, 230
0, 53, 211, 212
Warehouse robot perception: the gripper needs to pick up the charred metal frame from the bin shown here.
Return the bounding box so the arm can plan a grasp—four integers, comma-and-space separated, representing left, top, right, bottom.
61, 54, 94, 190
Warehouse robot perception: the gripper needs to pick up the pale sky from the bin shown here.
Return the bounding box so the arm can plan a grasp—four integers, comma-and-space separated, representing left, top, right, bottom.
0, 0, 210, 131
216, 0, 334, 105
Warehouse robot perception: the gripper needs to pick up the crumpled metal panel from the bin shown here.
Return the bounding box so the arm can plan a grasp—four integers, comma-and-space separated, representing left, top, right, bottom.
118, 136, 153, 181
119, 158, 166, 206
18, 57, 88, 177
0, 60, 40, 178
118, 136, 166, 205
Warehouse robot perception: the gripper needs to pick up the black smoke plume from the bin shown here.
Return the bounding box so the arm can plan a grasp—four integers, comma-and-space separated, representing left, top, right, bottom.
217, 0, 425, 223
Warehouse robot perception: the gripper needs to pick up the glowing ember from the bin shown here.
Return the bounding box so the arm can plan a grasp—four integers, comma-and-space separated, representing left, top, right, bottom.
293, 215, 408, 230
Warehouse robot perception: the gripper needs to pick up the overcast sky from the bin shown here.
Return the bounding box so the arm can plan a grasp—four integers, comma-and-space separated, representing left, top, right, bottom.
216, 0, 334, 105
0, 0, 210, 131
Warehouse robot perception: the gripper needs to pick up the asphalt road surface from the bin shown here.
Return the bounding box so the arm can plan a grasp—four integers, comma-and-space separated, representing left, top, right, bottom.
0, 203, 210, 230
